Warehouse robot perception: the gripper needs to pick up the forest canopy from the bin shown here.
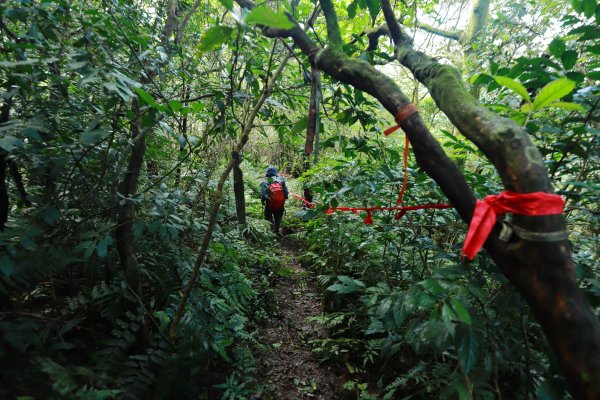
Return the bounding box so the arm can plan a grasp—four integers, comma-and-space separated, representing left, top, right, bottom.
0, 0, 599, 399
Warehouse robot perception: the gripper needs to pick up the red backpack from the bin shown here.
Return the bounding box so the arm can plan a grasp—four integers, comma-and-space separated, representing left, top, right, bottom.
267, 181, 286, 211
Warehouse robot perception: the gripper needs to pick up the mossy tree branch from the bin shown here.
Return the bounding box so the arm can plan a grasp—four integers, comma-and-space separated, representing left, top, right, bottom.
318, 0, 343, 49
380, 0, 600, 397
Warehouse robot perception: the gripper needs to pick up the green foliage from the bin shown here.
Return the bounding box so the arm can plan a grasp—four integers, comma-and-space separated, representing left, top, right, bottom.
245, 6, 294, 30
0, 0, 598, 398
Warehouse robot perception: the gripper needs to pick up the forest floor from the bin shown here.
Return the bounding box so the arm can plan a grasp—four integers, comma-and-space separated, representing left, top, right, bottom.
254, 235, 346, 399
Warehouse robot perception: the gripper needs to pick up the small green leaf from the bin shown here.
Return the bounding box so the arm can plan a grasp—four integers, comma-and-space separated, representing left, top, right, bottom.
419, 279, 445, 296
217, 0, 233, 10
198, 25, 234, 54
168, 100, 183, 112
532, 78, 576, 111
0, 256, 14, 277
493, 76, 531, 102
134, 87, 158, 107
588, 70, 600, 80
561, 50, 578, 69
96, 235, 113, 258
80, 129, 108, 143
292, 116, 308, 133
458, 327, 478, 373
347, 0, 358, 18
450, 298, 472, 325
177, 135, 187, 148
366, 0, 379, 20
245, 6, 294, 29
549, 38, 566, 58
547, 101, 585, 112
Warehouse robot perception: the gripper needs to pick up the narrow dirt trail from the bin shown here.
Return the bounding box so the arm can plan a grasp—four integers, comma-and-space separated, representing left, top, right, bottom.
255, 236, 346, 399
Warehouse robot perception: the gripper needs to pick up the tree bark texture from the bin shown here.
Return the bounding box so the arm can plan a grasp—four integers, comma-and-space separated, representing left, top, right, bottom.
232, 151, 246, 225
115, 96, 145, 298
304, 64, 319, 156
0, 97, 12, 232
234, 0, 600, 397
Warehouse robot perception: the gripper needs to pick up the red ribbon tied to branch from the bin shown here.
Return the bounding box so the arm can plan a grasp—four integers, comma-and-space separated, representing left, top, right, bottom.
462, 191, 566, 259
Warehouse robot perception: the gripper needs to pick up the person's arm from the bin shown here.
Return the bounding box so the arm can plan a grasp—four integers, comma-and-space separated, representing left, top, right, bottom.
259, 181, 267, 202
282, 179, 289, 199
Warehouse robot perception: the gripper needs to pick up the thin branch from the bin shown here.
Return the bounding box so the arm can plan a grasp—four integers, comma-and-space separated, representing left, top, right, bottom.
319, 0, 343, 48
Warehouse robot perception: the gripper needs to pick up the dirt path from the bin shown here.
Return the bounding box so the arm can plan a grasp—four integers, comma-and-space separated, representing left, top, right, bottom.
255, 236, 346, 399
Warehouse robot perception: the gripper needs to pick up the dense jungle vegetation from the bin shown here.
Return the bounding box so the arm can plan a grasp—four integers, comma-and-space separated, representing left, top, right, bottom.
1, 0, 599, 398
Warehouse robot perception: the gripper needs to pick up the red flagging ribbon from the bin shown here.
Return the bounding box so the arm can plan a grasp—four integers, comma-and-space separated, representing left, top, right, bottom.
384, 103, 418, 218
462, 191, 565, 260
326, 203, 453, 224
383, 103, 418, 136
293, 103, 452, 225
292, 194, 316, 208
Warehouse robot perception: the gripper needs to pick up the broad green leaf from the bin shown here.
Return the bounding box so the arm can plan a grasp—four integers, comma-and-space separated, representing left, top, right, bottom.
588, 70, 600, 80
0, 256, 14, 277
366, 0, 379, 20
347, 0, 358, 18
532, 78, 576, 111
198, 26, 234, 54
549, 38, 566, 58
245, 6, 294, 30
177, 135, 187, 148
458, 328, 478, 373
0, 135, 22, 152
292, 116, 308, 133
561, 50, 578, 69
450, 298, 472, 325
547, 101, 585, 112
572, 0, 584, 13
80, 129, 108, 143
521, 102, 532, 112
96, 235, 113, 258
419, 279, 445, 296
217, 0, 233, 10
134, 87, 158, 107
168, 100, 183, 112
582, 0, 596, 17
493, 76, 531, 102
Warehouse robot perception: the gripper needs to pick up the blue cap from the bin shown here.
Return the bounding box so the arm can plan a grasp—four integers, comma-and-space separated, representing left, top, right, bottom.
266, 166, 278, 177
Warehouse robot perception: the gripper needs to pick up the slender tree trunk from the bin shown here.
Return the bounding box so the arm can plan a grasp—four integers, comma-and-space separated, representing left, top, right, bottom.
0, 97, 11, 232
232, 151, 246, 225
115, 96, 145, 298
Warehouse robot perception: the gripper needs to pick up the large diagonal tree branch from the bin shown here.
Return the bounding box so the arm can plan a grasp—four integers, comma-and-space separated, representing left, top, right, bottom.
380, 0, 600, 398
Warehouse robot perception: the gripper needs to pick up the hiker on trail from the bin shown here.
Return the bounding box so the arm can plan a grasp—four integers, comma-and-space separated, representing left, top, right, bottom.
260, 166, 288, 235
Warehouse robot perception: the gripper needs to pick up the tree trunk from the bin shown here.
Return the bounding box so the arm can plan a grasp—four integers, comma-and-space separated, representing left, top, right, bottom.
115, 96, 145, 298
232, 151, 246, 226
0, 97, 11, 232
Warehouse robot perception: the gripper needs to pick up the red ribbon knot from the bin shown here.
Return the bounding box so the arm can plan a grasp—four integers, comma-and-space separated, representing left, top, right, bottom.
384, 103, 418, 136
462, 191, 565, 260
